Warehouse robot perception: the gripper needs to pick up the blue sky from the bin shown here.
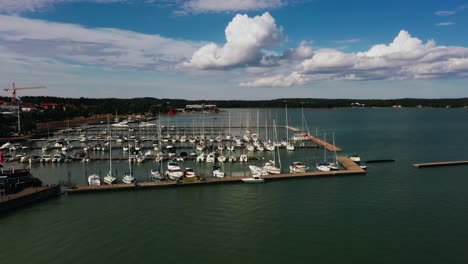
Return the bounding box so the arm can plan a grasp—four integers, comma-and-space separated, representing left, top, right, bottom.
0, 0, 467, 99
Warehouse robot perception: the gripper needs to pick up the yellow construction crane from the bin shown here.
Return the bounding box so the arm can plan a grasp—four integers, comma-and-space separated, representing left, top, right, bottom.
2, 82, 47, 102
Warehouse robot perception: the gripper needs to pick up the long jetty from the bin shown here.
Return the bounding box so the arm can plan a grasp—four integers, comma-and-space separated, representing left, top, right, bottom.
67, 157, 365, 194
412, 160, 468, 168
302, 133, 342, 152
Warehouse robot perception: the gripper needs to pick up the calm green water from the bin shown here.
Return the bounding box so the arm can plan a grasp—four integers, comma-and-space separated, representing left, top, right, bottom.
1, 108, 468, 264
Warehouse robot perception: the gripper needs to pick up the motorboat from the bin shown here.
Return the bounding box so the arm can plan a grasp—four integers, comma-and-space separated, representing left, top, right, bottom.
206, 153, 215, 163
212, 166, 225, 178
228, 156, 237, 162
246, 144, 255, 152
249, 165, 268, 176
184, 168, 197, 179
291, 134, 308, 141
88, 174, 101, 186
262, 161, 281, 174
350, 155, 361, 162
227, 145, 235, 151
165, 162, 183, 180
289, 162, 309, 173
217, 155, 226, 163
241, 175, 265, 183
112, 121, 129, 127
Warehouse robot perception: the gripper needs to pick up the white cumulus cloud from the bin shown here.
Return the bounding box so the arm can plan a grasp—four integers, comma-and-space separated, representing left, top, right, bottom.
183, 12, 283, 69
241, 30, 468, 87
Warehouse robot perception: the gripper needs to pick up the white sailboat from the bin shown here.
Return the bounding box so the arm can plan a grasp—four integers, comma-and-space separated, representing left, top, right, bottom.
285, 104, 295, 151
104, 116, 117, 184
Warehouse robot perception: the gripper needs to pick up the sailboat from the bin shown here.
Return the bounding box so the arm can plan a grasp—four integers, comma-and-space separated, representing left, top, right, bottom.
326, 133, 339, 171
285, 105, 295, 151
104, 116, 117, 184
316, 132, 332, 172
263, 119, 281, 174
122, 144, 136, 184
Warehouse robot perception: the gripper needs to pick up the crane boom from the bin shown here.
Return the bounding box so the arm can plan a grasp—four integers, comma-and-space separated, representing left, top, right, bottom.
3, 86, 47, 91
2, 83, 47, 101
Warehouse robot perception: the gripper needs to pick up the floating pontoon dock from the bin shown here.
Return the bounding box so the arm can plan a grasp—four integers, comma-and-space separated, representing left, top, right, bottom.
67, 157, 364, 194
412, 160, 468, 168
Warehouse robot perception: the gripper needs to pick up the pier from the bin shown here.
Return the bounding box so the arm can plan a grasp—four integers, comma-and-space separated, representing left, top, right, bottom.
67, 157, 365, 194
412, 160, 468, 168
303, 133, 342, 152
0, 185, 61, 213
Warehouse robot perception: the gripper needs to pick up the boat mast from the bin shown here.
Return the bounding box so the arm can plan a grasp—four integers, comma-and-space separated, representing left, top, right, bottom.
256, 108, 259, 136
108, 115, 112, 175
333, 132, 338, 165
285, 104, 288, 143
323, 132, 327, 163
229, 112, 231, 136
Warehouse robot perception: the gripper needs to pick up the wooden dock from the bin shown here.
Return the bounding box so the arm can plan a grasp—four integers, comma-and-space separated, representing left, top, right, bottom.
303, 133, 342, 152
0, 185, 61, 213
67, 157, 364, 194
412, 160, 468, 168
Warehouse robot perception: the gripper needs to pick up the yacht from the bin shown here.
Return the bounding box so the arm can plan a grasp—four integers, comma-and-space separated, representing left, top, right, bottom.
184, 168, 197, 179
289, 162, 309, 173
249, 165, 269, 176
88, 174, 101, 186
165, 162, 183, 180
112, 121, 129, 127
241, 175, 265, 183
262, 161, 281, 174
212, 166, 225, 178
